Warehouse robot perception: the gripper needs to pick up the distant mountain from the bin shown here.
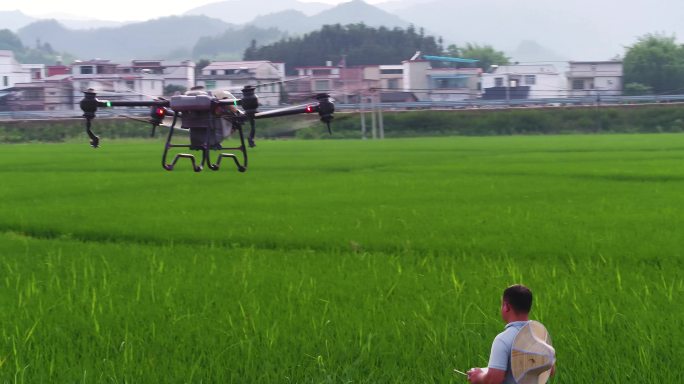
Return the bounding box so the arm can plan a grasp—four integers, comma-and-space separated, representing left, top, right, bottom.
17, 16, 235, 61
52, 19, 127, 30
394, 0, 684, 60
507, 41, 568, 66
375, 0, 433, 13
315, 0, 410, 28
250, 0, 411, 36
0, 10, 37, 31
184, 0, 331, 24
251, 10, 315, 35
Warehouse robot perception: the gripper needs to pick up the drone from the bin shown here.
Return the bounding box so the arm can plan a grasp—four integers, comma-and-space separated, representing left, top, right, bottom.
79, 85, 335, 172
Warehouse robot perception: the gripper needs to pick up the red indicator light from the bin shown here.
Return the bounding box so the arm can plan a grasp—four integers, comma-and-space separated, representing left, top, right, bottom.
305, 105, 314, 113
156, 107, 165, 117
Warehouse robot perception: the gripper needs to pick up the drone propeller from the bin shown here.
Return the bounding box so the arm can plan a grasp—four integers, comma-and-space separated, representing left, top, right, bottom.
239, 86, 259, 147
315, 93, 335, 134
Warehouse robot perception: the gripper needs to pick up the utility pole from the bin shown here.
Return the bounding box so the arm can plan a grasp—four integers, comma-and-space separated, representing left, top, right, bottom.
360, 93, 367, 140
378, 101, 385, 139
371, 95, 377, 139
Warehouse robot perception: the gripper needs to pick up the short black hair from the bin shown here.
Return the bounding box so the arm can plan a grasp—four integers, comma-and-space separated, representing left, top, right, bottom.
503, 284, 533, 313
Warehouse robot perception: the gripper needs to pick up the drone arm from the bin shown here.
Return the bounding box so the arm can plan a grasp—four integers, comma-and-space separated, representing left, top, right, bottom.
253, 104, 318, 119
255, 95, 335, 133
97, 100, 170, 108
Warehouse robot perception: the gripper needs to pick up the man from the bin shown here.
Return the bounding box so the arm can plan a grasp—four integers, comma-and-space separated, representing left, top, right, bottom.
467, 284, 554, 384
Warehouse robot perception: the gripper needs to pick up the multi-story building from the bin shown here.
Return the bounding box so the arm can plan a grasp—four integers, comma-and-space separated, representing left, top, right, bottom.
289, 58, 481, 104
0, 50, 32, 90
196, 61, 285, 106
481, 64, 566, 100
566, 61, 623, 97
70, 59, 165, 107
8, 75, 73, 111
402, 57, 482, 101
120, 60, 195, 90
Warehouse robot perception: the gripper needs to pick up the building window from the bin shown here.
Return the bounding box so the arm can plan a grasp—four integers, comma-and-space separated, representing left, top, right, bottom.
387, 78, 400, 89
524, 75, 536, 85
572, 79, 584, 90
205, 80, 216, 90
126, 81, 135, 90
495, 77, 503, 87
381, 69, 403, 75
314, 80, 330, 91
312, 69, 332, 76
80, 66, 94, 75
210, 70, 217, 75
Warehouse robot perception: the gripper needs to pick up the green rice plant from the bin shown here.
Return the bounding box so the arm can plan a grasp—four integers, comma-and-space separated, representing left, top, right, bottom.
0, 134, 682, 382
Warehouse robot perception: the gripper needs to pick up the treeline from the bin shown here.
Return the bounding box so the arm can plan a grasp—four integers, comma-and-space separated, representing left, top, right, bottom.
4, 105, 684, 143
244, 24, 443, 73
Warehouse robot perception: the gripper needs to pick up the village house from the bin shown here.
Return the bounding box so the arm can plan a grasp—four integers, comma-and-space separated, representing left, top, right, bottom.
195, 61, 285, 106
481, 64, 566, 100
566, 60, 623, 97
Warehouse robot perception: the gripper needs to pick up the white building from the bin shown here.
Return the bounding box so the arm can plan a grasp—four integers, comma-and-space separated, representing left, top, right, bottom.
567, 61, 623, 97
70, 59, 164, 107
122, 60, 195, 90
196, 61, 285, 106
481, 64, 566, 100
0, 50, 31, 90
402, 59, 481, 101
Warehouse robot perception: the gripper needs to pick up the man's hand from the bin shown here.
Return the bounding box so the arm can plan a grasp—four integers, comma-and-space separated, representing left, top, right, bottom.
467, 367, 505, 384
467, 368, 485, 383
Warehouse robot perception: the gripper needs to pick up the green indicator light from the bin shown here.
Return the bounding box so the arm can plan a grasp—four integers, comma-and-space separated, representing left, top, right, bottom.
106, 101, 112, 108
233, 100, 238, 107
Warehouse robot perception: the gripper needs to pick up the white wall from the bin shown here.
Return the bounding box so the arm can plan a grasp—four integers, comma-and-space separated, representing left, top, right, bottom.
482, 65, 567, 99
0, 52, 31, 90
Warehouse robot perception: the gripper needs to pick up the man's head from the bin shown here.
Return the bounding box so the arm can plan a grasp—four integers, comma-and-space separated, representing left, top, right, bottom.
501, 284, 532, 322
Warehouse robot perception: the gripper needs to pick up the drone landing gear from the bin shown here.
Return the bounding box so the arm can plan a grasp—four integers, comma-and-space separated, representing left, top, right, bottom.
206, 121, 248, 172
161, 113, 248, 173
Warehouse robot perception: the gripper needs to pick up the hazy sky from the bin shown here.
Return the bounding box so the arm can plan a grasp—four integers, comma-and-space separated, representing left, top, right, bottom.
1, 0, 386, 21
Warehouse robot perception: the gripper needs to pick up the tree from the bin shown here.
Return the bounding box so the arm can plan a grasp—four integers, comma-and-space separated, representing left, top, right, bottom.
195, 59, 211, 79
446, 43, 509, 70
624, 82, 653, 96
164, 84, 187, 96
624, 34, 684, 94
0, 29, 24, 52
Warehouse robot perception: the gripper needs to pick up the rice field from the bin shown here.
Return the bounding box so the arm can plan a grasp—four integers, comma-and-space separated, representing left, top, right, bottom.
0, 134, 682, 383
